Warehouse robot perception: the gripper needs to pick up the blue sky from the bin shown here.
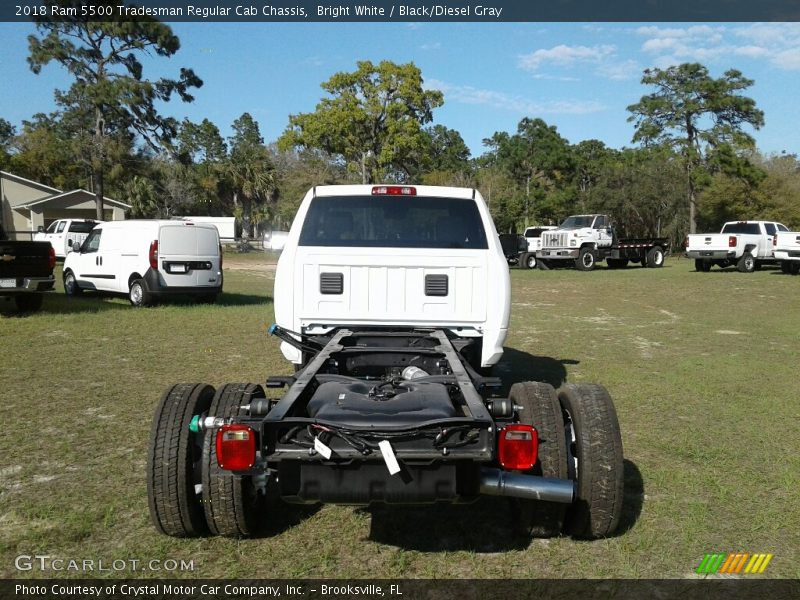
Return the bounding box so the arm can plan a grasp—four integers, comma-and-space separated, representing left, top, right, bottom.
2, 22, 800, 157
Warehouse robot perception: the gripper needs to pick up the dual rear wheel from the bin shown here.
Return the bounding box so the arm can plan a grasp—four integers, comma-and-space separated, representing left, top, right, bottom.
147, 380, 624, 540
509, 381, 624, 539
147, 383, 266, 538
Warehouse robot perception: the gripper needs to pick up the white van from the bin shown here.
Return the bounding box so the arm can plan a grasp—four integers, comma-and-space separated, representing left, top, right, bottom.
62, 220, 223, 306
274, 184, 510, 368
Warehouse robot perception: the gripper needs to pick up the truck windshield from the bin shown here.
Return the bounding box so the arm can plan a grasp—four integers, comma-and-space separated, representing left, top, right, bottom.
298, 195, 489, 249
721, 223, 760, 235
559, 216, 595, 229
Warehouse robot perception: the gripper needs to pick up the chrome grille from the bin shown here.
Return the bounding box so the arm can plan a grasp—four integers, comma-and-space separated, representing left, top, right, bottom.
542, 232, 568, 248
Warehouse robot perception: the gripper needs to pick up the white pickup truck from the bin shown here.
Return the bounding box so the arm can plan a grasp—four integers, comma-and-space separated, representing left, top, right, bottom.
774, 230, 800, 274
33, 218, 101, 258
521, 226, 556, 269
686, 220, 789, 273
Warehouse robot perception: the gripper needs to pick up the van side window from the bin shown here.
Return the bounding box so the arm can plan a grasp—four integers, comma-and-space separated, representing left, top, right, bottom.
82, 229, 102, 253
765, 223, 777, 236
55, 221, 66, 233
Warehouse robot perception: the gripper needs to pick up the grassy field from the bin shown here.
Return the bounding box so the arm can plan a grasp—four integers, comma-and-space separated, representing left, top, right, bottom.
1, 253, 798, 579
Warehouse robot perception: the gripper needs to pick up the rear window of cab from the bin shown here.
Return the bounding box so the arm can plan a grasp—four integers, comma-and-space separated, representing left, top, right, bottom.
298, 195, 489, 249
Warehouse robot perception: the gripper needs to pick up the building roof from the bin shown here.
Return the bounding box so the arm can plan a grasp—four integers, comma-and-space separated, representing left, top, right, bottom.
0, 170, 62, 195
19, 189, 131, 210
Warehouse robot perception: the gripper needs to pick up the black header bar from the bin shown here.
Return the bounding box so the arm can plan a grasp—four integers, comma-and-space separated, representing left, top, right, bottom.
4, 0, 800, 23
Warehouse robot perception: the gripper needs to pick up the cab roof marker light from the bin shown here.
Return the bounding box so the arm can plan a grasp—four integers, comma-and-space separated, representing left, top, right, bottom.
371, 186, 417, 196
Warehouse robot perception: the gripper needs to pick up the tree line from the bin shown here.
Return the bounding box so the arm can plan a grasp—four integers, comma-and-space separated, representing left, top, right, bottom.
2, 13, 798, 248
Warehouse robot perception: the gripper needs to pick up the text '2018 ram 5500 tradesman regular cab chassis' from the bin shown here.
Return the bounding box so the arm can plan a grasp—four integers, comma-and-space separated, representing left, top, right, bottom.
147, 185, 624, 540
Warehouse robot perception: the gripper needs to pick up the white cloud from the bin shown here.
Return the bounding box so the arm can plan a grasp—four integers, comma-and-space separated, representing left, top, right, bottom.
637, 24, 800, 72
420, 42, 441, 51
635, 25, 724, 40
518, 44, 616, 71
596, 60, 642, 81
518, 44, 641, 81
530, 73, 581, 82
732, 23, 800, 46
641, 38, 679, 53
426, 79, 605, 115
732, 46, 770, 59
772, 49, 800, 70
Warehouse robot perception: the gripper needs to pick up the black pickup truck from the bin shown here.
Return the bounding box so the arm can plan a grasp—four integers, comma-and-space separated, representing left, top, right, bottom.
0, 223, 56, 312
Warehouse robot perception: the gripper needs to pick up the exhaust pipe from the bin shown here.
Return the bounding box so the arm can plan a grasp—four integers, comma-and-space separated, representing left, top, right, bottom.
480, 468, 574, 504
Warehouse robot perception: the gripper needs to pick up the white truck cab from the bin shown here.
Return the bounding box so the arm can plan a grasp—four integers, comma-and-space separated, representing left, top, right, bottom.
523, 225, 557, 254
539, 214, 614, 257
274, 184, 510, 368
34, 219, 101, 258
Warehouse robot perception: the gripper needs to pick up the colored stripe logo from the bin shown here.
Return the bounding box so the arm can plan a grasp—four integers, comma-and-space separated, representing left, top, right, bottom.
696, 553, 773, 574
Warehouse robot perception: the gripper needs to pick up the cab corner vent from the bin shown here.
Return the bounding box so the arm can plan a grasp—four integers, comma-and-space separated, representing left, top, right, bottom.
425, 274, 448, 297
320, 272, 343, 295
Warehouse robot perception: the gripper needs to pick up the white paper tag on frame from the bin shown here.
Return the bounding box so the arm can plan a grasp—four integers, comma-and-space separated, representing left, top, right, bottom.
378, 440, 401, 475
314, 436, 333, 459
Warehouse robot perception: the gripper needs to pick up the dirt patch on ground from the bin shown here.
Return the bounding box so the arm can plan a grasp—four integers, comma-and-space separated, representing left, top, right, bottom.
225, 263, 277, 272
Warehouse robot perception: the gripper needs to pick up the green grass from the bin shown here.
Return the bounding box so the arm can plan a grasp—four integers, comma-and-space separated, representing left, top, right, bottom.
1, 256, 798, 579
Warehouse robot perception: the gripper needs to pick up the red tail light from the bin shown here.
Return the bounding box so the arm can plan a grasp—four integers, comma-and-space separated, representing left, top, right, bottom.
216, 424, 256, 471
773, 235, 777, 247
728, 236, 737, 248
372, 186, 416, 196
683, 236, 689, 249
149, 240, 158, 269
498, 424, 538, 471
48, 245, 56, 269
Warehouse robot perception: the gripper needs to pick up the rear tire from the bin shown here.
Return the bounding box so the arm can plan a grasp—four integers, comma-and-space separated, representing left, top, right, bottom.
737, 252, 756, 273
645, 246, 665, 268
575, 248, 597, 271
508, 382, 568, 538
790, 262, 800, 275
537, 259, 551, 270
63, 270, 82, 296
129, 278, 153, 307
557, 384, 624, 539
15, 294, 43, 312
202, 383, 267, 537
606, 258, 629, 269
780, 261, 791, 274
524, 253, 537, 269
695, 259, 711, 272
147, 383, 215, 537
